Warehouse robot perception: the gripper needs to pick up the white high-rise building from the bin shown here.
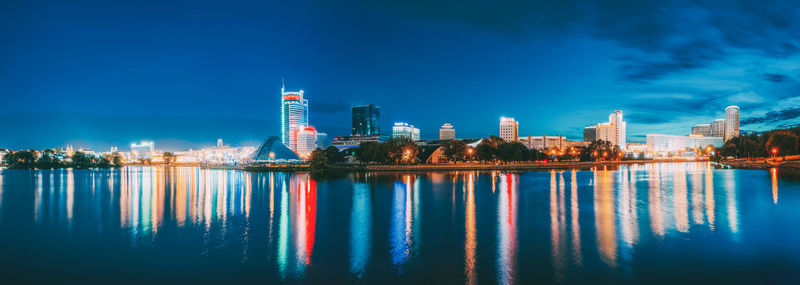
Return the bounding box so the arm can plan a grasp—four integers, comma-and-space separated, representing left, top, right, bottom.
439, 123, 455, 140
294, 126, 317, 158
131, 141, 155, 159
499, 117, 519, 142
609, 110, 626, 150
393, 122, 420, 141
691, 124, 712, 136
711, 119, 726, 137
724, 106, 740, 142
281, 83, 309, 152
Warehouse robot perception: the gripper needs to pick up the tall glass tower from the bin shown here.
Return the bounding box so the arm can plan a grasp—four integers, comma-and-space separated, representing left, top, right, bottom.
281, 84, 308, 152
352, 104, 380, 136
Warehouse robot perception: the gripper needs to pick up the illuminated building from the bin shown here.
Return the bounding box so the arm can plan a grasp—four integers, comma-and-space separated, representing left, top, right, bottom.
130, 141, 155, 159
173, 138, 257, 164
281, 83, 309, 152
724, 106, 740, 142
646, 134, 723, 154
519, 135, 566, 150
252, 136, 301, 162
499, 117, 519, 142
330, 134, 388, 150
393, 122, 420, 141
711, 119, 725, 137
439, 123, 455, 140
352, 104, 380, 136
583, 125, 597, 142
316, 132, 328, 149
584, 110, 626, 149
294, 127, 318, 158
691, 124, 711, 136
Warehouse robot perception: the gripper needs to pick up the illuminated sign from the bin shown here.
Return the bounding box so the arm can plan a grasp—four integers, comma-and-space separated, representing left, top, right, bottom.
283, 94, 301, 101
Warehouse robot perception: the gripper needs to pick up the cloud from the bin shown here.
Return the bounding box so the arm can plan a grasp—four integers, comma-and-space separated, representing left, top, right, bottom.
764, 73, 790, 83
741, 107, 800, 125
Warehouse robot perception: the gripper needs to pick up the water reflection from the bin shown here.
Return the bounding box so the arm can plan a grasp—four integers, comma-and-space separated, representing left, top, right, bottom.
0, 162, 775, 283
497, 173, 518, 285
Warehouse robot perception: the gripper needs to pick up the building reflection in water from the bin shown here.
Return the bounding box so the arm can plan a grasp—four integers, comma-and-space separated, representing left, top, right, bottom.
705, 164, 716, 228
594, 168, 617, 268
673, 165, 689, 233
390, 175, 420, 270
649, 164, 664, 237
350, 183, 371, 278
570, 170, 582, 266
550, 171, 566, 280
497, 173, 518, 285
464, 172, 477, 285
771, 168, 779, 204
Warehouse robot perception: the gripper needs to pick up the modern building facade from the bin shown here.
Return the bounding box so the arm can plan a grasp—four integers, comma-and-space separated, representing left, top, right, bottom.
392, 122, 420, 141
352, 104, 380, 136
499, 117, 519, 142
711, 119, 726, 137
252, 136, 301, 162
583, 125, 597, 142
130, 141, 155, 159
281, 84, 309, 152
439, 123, 455, 140
691, 124, 712, 136
316, 132, 328, 149
724, 105, 740, 142
583, 110, 626, 149
294, 127, 317, 158
646, 134, 724, 154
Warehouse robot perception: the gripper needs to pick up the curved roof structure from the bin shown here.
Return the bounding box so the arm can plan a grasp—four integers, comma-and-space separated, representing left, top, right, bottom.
252, 136, 301, 162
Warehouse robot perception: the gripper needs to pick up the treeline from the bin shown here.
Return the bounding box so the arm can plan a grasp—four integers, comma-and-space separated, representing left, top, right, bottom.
717, 127, 800, 159
2, 149, 123, 169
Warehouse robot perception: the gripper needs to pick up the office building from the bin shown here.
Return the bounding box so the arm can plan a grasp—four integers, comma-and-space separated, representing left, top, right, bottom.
691, 124, 712, 136
330, 134, 388, 149
583, 125, 597, 142
724, 105, 740, 142
294, 126, 317, 158
316, 132, 328, 149
712, 119, 726, 137
439, 123, 455, 140
130, 141, 155, 159
393, 122, 420, 141
609, 110, 626, 150
519, 135, 565, 150
352, 104, 380, 136
499, 117, 519, 142
281, 84, 309, 152
646, 134, 723, 154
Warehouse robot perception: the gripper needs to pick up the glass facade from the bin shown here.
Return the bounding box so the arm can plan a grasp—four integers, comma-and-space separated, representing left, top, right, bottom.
352, 104, 380, 136
281, 90, 309, 152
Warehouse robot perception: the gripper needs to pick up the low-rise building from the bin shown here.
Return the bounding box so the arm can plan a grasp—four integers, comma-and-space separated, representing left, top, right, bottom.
646, 134, 723, 154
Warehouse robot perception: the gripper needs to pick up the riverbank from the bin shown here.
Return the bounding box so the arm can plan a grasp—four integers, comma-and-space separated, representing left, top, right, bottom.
719, 155, 800, 173
242, 159, 708, 173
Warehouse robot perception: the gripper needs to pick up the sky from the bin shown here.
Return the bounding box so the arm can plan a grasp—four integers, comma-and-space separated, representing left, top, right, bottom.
2, 0, 800, 151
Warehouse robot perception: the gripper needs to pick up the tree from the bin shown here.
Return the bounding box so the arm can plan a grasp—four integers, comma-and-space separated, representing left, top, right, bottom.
308, 148, 328, 175
579, 140, 621, 162
383, 137, 418, 164
71, 151, 93, 169
324, 146, 346, 164
355, 141, 383, 163
2, 150, 36, 169
96, 157, 111, 168
442, 140, 467, 162
766, 130, 799, 160
162, 152, 176, 165
476, 136, 503, 162
739, 138, 762, 159
35, 152, 61, 169
498, 142, 528, 162
110, 152, 124, 168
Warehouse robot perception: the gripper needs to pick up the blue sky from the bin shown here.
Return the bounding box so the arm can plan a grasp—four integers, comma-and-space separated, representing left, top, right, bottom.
2, 0, 800, 150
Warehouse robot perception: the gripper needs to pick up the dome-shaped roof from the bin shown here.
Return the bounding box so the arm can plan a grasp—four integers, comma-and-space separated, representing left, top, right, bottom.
251, 136, 301, 162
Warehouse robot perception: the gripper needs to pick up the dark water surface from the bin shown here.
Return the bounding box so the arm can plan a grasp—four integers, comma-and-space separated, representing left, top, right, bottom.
1, 163, 800, 284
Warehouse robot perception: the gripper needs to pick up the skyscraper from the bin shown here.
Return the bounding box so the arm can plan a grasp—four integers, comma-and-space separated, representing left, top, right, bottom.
609, 110, 626, 150
583, 125, 597, 142
724, 105, 740, 142
281, 83, 309, 152
352, 104, 380, 136
711, 119, 726, 137
294, 126, 317, 158
439, 123, 455, 140
499, 117, 519, 142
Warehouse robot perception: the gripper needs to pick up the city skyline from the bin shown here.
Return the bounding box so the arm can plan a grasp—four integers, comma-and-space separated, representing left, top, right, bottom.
2, 1, 799, 150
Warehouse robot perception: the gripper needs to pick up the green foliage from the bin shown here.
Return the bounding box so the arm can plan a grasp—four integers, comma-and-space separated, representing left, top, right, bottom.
35, 152, 62, 169
476, 136, 503, 161
498, 142, 528, 162
382, 137, 418, 164
3, 150, 36, 169
579, 140, 621, 162
71, 151, 94, 169
162, 152, 176, 165
110, 152, 124, 168
324, 146, 346, 164
766, 130, 799, 159
355, 141, 383, 163
308, 148, 328, 175
442, 140, 468, 162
